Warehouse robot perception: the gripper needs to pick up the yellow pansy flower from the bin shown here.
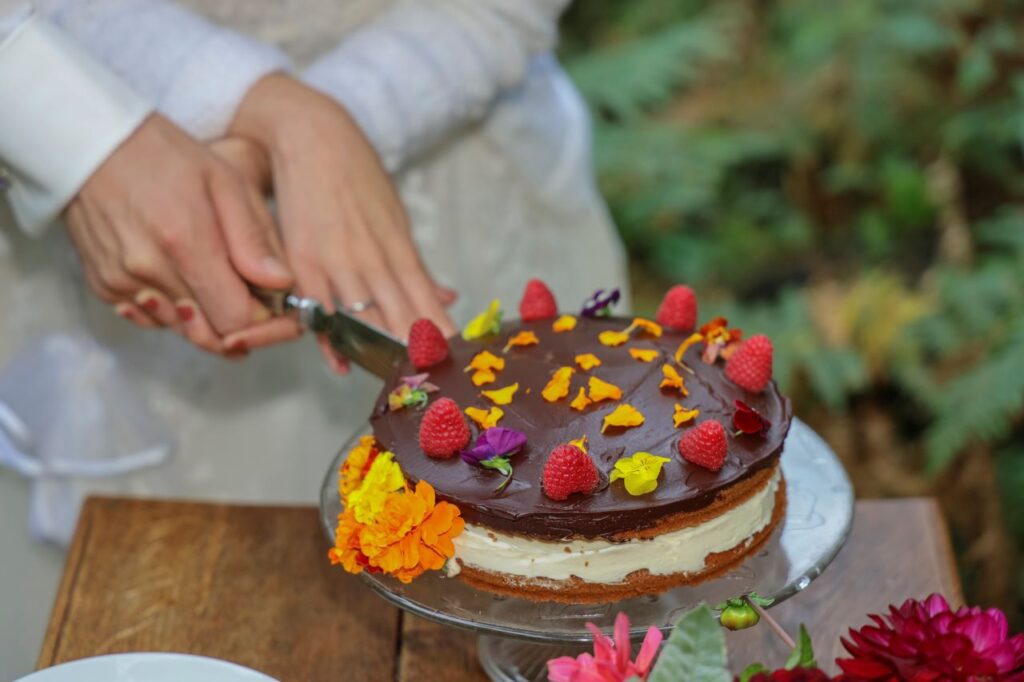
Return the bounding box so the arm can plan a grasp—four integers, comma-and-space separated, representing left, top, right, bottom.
609, 451, 672, 495
462, 299, 503, 340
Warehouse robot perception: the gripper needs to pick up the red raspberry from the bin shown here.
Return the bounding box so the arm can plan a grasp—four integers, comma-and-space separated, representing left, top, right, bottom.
725, 334, 773, 393
407, 318, 449, 369
542, 444, 599, 501
519, 279, 558, 321
656, 285, 698, 332
419, 398, 470, 458
678, 420, 728, 471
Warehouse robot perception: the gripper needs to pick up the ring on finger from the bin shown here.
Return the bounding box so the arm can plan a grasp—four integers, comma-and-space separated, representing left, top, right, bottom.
337, 298, 377, 314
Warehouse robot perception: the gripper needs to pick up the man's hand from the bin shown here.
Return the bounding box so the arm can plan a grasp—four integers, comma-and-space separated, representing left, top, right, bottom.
65, 113, 301, 356
227, 74, 456, 373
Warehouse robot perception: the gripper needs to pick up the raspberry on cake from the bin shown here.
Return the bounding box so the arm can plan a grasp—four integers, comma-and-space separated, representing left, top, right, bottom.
338, 282, 791, 603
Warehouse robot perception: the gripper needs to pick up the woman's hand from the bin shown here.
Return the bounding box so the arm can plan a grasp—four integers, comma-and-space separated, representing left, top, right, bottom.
65, 113, 301, 356
227, 74, 456, 373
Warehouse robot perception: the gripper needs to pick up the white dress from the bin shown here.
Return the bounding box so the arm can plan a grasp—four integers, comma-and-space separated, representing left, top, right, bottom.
0, 0, 630, 543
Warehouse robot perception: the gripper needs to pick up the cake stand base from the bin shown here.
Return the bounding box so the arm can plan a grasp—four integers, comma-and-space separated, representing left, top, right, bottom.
477, 635, 591, 682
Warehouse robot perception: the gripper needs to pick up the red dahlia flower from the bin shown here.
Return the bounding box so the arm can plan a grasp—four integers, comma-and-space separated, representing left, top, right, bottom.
837, 593, 1024, 681
747, 669, 837, 682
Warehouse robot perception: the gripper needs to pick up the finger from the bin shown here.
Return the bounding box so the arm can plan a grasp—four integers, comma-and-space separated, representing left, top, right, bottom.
317, 336, 350, 376
167, 202, 268, 334
173, 298, 227, 354
134, 288, 183, 331
436, 284, 458, 308
222, 317, 303, 351
327, 267, 387, 330
114, 302, 160, 329
381, 233, 456, 336
209, 167, 293, 290
345, 243, 418, 338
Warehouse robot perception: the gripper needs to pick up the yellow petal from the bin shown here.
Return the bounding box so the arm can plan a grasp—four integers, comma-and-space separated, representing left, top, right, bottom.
601, 404, 645, 433
481, 383, 519, 406
542, 366, 575, 402
628, 348, 660, 362
569, 435, 589, 453
588, 376, 623, 403
553, 315, 578, 332
674, 332, 704, 363
575, 353, 602, 371
466, 406, 504, 429
503, 330, 540, 352
659, 364, 688, 396
570, 387, 592, 411
598, 330, 630, 347
462, 300, 503, 340
626, 317, 663, 338
609, 451, 670, 496
673, 404, 700, 427
465, 350, 506, 373
471, 369, 496, 386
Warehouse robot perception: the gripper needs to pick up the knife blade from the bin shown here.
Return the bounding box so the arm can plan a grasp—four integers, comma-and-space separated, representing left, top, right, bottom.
252, 288, 406, 379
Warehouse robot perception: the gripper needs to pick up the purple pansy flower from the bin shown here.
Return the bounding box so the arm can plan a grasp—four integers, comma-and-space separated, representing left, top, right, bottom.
387, 373, 440, 411
461, 427, 527, 492
581, 288, 621, 317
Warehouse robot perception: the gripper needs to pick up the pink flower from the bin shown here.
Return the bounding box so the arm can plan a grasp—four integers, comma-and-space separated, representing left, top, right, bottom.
837, 593, 1024, 681
547, 612, 663, 682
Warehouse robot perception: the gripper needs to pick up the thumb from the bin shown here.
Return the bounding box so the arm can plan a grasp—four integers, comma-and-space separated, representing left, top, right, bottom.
211, 169, 293, 289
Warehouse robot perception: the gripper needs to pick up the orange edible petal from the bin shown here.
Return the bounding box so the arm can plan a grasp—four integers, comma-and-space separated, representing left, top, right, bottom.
673, 332, 704, 363
503, 330, 540, 352
626, 317, 663, 338
628, 348, 660, 362
575, 353, 602, 371
471, 369, 496, 386
601, 404, 645, 433
587, 376, 623, 403
570, 387, 592, 411
659, 364, 689, 396
553, 315, 578, 332
466, 406, 504, 429
481, 383, 519, 406
599, 330, 630, 347
673, 404, 700, 427
569, 435, 589, 453
542, 367, 575, 402
465, 350, 505, 373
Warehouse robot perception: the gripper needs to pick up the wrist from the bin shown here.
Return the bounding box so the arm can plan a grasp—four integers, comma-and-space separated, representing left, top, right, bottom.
229, 72, 304, 147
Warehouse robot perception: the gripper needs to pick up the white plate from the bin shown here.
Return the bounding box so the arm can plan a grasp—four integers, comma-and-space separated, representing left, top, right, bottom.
17, 653, 279, 682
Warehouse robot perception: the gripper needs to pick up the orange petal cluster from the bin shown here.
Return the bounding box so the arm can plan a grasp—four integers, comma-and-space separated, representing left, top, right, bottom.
570, 387, 592, 411
542, 367, 575, 402
673, 332, 704, 363
625, 317, 663, 338
338, 435, 379, 498
673, 404, 700, 427
575, 353, 602, 371
598, 330, 630, 347
465, 406, 504, 429
465, 351, 505, 386
552, 315, 578, 332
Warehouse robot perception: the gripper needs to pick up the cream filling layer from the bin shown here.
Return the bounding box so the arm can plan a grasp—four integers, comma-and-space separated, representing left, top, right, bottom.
452, 468, 781, 584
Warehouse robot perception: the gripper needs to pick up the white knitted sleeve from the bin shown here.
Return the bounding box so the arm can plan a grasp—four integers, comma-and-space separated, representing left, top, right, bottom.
303, 0, 571, 172
34, 0, 292, 140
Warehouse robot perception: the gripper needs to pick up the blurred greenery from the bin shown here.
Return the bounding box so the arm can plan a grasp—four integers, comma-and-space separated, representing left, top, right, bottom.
561, 0, 1024, 621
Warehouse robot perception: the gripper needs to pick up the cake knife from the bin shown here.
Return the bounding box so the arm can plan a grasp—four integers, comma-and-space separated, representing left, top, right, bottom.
252, 288, 405, 379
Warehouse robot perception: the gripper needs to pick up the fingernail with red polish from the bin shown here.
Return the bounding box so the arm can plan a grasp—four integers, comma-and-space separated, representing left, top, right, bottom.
176, 303, 194, 322
140, 296, 159, 313
227, 340, 248, 354
116, 305, 133, 319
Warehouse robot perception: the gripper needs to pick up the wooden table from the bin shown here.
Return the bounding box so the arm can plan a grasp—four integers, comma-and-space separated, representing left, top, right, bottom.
38, 497, 962, 681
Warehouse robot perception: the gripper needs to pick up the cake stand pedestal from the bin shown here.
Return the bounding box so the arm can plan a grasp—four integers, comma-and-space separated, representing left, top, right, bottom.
319, 419, 854, 682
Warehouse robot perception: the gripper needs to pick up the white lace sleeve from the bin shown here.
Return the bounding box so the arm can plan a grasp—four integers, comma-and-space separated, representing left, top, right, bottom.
303, 0, 571, 172
33, 0, 292, 140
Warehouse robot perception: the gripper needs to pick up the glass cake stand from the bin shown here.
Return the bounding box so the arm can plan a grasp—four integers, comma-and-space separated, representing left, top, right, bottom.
318, 418, 853, 682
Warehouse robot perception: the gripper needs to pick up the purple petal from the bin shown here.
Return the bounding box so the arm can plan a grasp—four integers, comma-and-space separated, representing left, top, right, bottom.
460, 443, 493, 464
400, 373, 430, 389
481, 427, 527, 457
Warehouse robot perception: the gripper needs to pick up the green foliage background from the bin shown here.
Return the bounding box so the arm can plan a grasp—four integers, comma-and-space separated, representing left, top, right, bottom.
560, 0, 1024, 621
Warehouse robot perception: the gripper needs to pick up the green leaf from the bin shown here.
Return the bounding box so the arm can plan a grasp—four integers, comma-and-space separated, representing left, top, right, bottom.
648, 605, 730, 682
747, 592, 775, 607
783, 625, 817, 670
479, 457, 512, 477
739, 663, 768, 682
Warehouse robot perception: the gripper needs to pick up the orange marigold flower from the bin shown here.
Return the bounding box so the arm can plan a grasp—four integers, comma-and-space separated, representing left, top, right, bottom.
575, 353, 602, 371
598, 330, 630, 347
542, 367, 575, 402
588, 376, 623, 403
504, 330, 540, 352
482, 383, 519, 405
553, 315, 578, 332
629, 347, 660, 362
601, 404, 645, 433
570, 387, 592, 411
659, 364, 688, 396
339, 435, 379, 500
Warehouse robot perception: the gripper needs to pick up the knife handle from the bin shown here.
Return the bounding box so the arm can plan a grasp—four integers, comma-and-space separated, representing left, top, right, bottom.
249, 286, 322, 330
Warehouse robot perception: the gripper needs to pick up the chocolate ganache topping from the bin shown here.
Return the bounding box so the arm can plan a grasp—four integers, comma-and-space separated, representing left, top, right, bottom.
370, 315, 791, 541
